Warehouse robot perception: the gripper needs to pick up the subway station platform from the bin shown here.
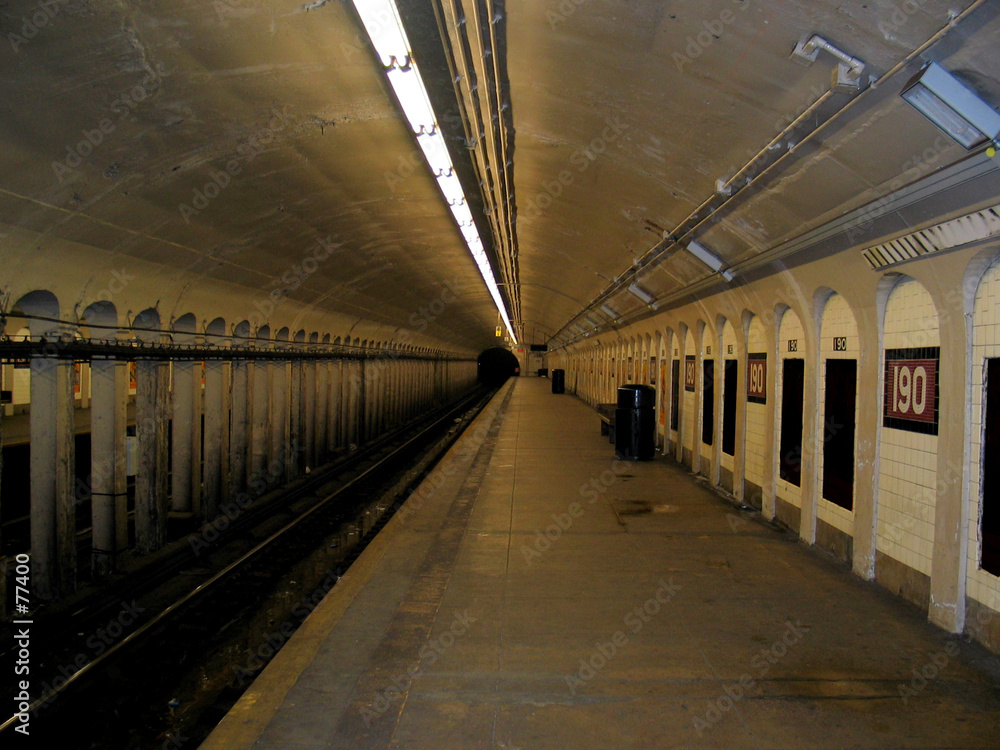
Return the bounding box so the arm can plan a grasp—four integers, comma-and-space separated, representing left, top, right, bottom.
201, 377, 1000, 750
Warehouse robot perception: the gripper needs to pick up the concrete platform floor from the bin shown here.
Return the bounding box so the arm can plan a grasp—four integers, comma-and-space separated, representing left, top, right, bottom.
202, 377, 1000, 750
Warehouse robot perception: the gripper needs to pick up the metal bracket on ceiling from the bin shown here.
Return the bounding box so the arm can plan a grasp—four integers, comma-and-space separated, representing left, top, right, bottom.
791, 34, 868, 93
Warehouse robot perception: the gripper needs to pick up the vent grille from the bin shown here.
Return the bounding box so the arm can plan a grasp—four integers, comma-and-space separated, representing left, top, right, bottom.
862, 204, 1000, 270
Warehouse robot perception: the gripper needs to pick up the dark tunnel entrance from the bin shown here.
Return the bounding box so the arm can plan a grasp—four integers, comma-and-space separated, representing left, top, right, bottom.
478, 347, 520, 386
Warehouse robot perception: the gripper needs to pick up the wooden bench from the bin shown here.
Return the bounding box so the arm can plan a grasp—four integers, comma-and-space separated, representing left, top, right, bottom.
596, 403, 616, 443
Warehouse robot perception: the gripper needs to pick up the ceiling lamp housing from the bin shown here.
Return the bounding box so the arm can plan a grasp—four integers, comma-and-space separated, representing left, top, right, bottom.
901, 62, 1000, 149
628, 284, 655, 306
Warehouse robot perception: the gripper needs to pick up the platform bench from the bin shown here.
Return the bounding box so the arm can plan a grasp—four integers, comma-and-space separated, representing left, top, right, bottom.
597, 403, 616, 443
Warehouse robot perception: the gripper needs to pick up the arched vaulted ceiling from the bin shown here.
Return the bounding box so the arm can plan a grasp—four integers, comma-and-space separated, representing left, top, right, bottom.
2, 0, 999, 351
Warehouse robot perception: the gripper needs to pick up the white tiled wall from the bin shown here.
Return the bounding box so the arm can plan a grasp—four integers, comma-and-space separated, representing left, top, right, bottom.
818, 293, 859, 535
777, 309, 805, 508
721, 320, 738, 472
744, 316, 768, 491
876, 278, 939, 577
969, 260, 1000, 612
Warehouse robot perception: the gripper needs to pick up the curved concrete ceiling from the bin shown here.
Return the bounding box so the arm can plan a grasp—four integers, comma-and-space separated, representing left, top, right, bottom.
2, 0, 999, 352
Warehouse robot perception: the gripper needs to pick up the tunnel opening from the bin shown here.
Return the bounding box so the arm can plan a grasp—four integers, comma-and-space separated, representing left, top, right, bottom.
478, 347, 520, 387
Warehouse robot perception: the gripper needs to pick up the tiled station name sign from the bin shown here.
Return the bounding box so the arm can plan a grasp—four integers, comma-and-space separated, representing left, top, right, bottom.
883, 347, 939, 435
747, 353, 766, 404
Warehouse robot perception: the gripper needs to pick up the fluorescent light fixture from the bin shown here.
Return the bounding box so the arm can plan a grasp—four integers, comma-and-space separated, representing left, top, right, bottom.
685, 241, 724, 272
600, 304, 618, 320
584, 315, 600, 327
352, 0, 517, 344
627, 284, 655, 306
685, 241, 737, 282
900, 62, 1000, 149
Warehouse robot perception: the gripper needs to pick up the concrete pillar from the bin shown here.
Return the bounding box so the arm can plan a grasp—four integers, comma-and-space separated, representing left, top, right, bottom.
203, 360, 229, 519
271, 360, 289, 485
251, 361, 270, 487
347, 361, 361, 446
799, 337, 820, 545
90, 359, 128, 576
170, 361, 201, 514
409, 360, 417, 418
710, 341, 723, 487
328, 360, 341, 452
136, 360, 170, 554
410, 361, 416, 416
370, 359, 381, 437
391, 359, 403, 427
929, 308, 970, 633
314, 360, 327, 464
362, 360, 372, 440
229, 360, 250, 501
296, 359, 307, 474
402, 361, 410, 421
29, 352, 76, 598
852, 325, 880, 580
761, 320, 779, 522
0, 398, 4, 620
676, 333, 687, 464
289, 360, 303, 481
304, 360, 317, 469
0, 391, 5, 618
692, 331, 704, 476
732, 345, 748, 504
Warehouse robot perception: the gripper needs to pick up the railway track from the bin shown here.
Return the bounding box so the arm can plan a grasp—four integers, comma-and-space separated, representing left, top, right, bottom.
0, 385, 497, 748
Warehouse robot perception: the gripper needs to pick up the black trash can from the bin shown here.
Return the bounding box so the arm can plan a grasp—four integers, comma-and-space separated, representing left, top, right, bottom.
615, 384, 656, 460
551, 369, 565, 394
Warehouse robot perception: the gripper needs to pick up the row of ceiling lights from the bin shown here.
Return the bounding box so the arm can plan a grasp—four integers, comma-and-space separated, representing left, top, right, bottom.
553, 42, 1000, 349
350, 3, 1000, 351
351, 0, 518, 344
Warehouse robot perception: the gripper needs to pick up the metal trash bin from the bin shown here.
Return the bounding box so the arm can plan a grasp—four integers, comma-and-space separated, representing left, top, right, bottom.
615, 384, 656, 460
551, 369, 565, 394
